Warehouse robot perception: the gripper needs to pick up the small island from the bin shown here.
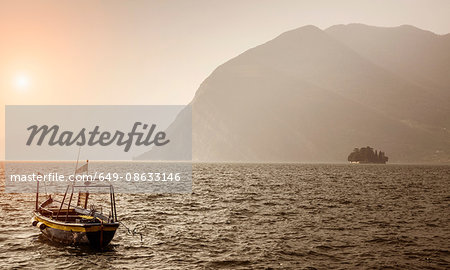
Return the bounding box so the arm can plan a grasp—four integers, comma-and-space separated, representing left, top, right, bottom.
347, 146, 388, 164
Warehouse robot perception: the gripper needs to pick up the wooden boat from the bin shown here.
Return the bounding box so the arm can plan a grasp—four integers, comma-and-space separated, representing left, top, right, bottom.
31, 182, 120, 248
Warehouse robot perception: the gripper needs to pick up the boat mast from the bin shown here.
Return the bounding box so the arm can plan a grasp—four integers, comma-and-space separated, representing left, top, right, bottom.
74, 146, 81, 175
35, 178, 39, 210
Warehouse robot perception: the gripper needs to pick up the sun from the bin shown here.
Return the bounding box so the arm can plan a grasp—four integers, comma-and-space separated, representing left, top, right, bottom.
13, 74, 30, 91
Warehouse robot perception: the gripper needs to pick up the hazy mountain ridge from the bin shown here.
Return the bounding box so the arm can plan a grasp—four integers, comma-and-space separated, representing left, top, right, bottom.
139, 24, 450, 163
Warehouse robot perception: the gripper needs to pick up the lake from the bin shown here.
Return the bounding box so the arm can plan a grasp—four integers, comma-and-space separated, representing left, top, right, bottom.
0, 163, 449, 269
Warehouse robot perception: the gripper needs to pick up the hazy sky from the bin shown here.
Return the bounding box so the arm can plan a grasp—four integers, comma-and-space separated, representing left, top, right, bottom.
1, 0, 449, 159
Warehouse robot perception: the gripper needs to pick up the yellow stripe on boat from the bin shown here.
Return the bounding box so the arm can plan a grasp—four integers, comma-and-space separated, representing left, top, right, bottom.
35, 215, 117, 232
78, 215, 95, 219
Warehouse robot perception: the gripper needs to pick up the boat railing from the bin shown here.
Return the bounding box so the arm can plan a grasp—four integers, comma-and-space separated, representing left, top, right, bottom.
55, 184, 117, 223
39, 199, 114, 223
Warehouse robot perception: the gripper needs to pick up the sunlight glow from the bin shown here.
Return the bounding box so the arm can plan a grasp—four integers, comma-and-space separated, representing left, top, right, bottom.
13, 74, 30, 91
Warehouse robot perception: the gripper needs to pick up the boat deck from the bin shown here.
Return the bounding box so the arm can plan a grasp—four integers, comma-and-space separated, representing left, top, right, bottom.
38, 198, 109, 224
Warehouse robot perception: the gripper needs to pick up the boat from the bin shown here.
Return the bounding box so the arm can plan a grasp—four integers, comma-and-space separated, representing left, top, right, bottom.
31, 180, 120, 248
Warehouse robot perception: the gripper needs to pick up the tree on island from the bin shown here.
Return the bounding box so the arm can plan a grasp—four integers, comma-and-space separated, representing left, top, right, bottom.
347, 146, 388, 164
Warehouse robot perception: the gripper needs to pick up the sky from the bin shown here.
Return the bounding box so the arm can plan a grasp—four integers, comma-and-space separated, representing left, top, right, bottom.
1, 0, 450, 159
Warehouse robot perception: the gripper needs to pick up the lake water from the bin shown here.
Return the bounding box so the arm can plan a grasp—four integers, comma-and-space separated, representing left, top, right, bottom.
0, 163, 449, 269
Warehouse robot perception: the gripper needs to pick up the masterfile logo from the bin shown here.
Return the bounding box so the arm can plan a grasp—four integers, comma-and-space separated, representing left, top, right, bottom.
26, 122, 170, 152
6, 105, 191, 161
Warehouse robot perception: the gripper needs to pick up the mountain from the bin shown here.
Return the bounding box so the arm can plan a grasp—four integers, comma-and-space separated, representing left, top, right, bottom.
138, 24, 450, 163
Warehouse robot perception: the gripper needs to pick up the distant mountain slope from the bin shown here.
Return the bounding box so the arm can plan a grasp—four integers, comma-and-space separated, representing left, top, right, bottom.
325, 24, 450, 129
138, 24, 450, 163
326, 24, 450, 95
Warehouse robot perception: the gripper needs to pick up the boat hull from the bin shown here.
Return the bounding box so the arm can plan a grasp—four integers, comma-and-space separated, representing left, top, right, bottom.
33, 213, 119, 248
